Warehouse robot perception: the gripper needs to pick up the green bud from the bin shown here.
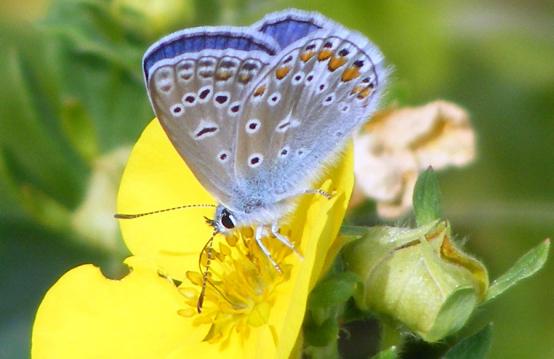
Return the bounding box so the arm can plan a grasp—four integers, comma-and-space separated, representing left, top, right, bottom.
343, 221, 488, 342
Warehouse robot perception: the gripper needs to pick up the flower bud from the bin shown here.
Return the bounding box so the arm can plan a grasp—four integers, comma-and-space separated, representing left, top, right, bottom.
343, 221, 488, 342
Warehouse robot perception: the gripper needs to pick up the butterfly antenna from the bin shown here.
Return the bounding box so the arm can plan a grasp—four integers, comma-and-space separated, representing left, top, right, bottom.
114, 204, 216, 219
197, 230, 217, 313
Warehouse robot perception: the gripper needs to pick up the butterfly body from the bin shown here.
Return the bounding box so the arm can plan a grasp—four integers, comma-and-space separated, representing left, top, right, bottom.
139, 9, 388, 261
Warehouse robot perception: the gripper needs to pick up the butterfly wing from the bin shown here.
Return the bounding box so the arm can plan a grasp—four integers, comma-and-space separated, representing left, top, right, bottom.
253, 9, 327, 49
233, 16, 388, 202
143, 28, 279, 205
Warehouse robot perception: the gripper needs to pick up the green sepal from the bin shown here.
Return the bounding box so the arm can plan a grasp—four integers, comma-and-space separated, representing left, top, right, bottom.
371, 346, 398, 359
413, 167, 443, 226
308, 272, 359, 325
304, 317, 340, 347
444, 323, 493, 359
485, 239, 550, 303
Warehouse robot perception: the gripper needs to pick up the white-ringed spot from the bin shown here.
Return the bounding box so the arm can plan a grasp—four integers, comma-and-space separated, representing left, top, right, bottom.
291, 72, 305, 85
279, 146, 290, 158
197, 86, 212, 103
305, 71, 315, 84
268, 92, 281, 106
217, 150, 230, 163
198, 57, 216, 68
170, 104, 184, 117
154, 67, 174, 93
317, 83, 326, 93
219, 57, 240, 69
191, 120, 219, 140
176, 60, 194, 83
245, 119, 261, 134
182, 92, 197, 106
323, 93, 335, 106
248, 153, 263, 168
276, 119, 290, 133
228, 101, 241, 116
213, 92, 230, 108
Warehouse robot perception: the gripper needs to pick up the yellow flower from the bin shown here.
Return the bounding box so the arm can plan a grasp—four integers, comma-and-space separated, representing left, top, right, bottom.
352, 100, 476, 218
32, 119, 354, 358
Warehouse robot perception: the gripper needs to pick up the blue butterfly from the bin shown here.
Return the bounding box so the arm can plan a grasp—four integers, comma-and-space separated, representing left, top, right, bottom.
118, 9, 388, 271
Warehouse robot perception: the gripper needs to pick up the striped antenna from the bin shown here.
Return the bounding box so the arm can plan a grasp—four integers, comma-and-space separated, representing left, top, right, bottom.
114, 203, 216, 219
197, 230, 217, 313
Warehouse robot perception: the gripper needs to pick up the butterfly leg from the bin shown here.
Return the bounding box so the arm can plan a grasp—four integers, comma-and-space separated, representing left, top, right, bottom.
304, 189, 334, 199
271, 223, 303, 259
255, 226, 282, 273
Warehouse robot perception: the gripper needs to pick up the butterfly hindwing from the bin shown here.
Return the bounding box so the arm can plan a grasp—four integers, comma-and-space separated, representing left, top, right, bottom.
253, 9, 328, 49
233, 23, 387, 201
144, 28, 278, 205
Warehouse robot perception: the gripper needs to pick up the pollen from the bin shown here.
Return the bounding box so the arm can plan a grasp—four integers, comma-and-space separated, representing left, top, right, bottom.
178, 227, 297, 346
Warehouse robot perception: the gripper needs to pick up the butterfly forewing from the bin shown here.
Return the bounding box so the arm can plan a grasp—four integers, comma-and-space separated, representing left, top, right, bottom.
145, 29, 278, 205
233, 26, 387, 200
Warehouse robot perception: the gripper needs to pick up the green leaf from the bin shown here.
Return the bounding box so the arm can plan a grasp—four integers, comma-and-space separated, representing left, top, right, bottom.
485, 239, 550, 302
60, 98, 98, 164
444, 323, 493, 359
413, 167, 443, 226
304, 317, 340, 347
309, 272, 359, 310
371, 346, 398, 359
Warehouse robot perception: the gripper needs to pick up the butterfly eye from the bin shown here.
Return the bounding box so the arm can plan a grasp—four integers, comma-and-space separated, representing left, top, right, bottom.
220, 209, 235, 229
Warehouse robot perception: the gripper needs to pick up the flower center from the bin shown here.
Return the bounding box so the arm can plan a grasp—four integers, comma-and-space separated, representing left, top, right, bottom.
177, 227, 296, 344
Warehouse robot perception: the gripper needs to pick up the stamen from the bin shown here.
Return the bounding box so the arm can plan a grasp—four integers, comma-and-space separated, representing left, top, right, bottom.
177, 226, 299, 345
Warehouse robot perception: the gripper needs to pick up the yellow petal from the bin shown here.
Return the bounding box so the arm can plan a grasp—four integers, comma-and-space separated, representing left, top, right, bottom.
117, 119, 216, 281
115, 118, 354, 357
32, 260, 205, 359
269, 147, 354, 357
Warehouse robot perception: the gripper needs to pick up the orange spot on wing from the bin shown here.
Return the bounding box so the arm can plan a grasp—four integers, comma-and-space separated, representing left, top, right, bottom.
215, 70, 232, 81
356, 86, 374, 99
300, 51, 315, 62
275, 66, 290, 80
328, 56, 347, 72
253, 85, 266, 97
318, 49, 333, 61
350, 85, 363, 95
341, 67, 360, 82
238, 73, 251, 84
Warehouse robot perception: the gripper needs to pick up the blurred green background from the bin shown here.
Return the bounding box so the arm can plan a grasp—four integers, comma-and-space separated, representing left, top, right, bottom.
0, 0, 552, 358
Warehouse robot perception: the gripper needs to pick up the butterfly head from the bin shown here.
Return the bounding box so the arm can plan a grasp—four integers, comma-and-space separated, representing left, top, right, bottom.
210, 205, 238, 234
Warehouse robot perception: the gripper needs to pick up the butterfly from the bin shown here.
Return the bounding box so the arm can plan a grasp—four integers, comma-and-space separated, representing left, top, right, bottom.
116, 9, 387, 271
